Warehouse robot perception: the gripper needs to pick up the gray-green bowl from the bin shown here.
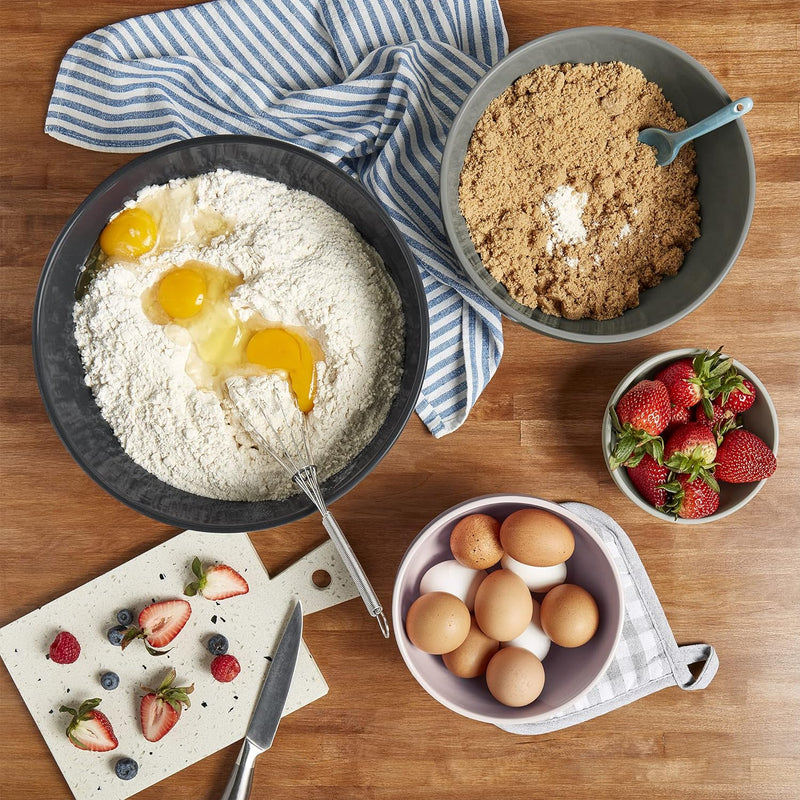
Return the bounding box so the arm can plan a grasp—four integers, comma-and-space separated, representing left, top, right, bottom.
440, 27, 756, 343
601, 349, 779, 523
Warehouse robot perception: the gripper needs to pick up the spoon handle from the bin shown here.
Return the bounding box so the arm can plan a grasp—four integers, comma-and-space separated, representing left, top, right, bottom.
671, 97, 753, 150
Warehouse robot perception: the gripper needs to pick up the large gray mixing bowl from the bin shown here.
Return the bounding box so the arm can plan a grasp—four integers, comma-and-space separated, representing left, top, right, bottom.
33, 136, 428, 533
440, 27, 755, 343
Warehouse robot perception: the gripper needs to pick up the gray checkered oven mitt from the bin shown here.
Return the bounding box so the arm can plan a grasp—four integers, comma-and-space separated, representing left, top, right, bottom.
499, 502, 719, 735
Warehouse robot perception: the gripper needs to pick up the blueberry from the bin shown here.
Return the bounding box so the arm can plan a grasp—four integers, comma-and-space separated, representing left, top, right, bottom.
100, 671, 119, 691
207, 634, 229, 656
107, 625, 127, 646
114, 757, 138, 781
116, 608, 134, 626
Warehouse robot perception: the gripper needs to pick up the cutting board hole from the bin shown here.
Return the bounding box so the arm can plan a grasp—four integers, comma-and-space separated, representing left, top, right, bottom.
311, 569, 331, 589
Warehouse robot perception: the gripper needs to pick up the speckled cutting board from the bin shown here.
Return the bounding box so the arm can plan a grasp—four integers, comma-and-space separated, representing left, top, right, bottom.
0, 530, 358, 800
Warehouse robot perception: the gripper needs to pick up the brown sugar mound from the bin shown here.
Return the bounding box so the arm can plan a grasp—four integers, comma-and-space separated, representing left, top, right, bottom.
458, 62, 700, 320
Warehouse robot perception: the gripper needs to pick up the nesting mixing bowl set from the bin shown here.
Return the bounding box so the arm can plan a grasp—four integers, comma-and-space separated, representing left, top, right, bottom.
33, 28, 766, 726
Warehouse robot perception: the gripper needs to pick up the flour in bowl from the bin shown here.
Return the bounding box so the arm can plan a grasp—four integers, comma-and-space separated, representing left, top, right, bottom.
73, 170, 405, 501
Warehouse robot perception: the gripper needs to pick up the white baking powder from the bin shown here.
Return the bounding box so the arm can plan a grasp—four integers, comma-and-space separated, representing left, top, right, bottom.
74, 170, 405, 501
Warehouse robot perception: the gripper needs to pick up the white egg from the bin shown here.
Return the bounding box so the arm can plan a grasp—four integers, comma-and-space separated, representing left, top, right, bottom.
502, 599, 551, 661
419, 559, 487, 611
501, 553, 567, 593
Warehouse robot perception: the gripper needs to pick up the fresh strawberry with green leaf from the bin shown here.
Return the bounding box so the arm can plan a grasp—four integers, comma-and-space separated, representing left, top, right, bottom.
60, 698, 118, 752
659, 473, 720, 519
655, 348, 747, 417
184, 557, 249, 601
140, 668, 194, 742
715, 429, 777, 483
626, 453, 671, 507
609, 379, 671, 469
719, 378, 756, 415
663, 423, 719, 490
121, 599, 192, 655
694, 400, 740, 444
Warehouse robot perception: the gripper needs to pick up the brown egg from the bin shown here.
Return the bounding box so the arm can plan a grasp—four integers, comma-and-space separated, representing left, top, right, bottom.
442, 616, 499, 678
450, 514, 504, 569
499, 508, 575, 567
405, 592, 471, 654
539, 583, 599, 648
485, 646, 545, 707
473, 569, 533, 641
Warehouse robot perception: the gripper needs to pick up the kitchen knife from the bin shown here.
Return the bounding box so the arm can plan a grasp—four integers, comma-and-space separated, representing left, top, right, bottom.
220, 600, 303, 800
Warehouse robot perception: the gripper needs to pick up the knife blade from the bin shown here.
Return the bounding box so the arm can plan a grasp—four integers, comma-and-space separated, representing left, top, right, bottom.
220, 600, 303, 800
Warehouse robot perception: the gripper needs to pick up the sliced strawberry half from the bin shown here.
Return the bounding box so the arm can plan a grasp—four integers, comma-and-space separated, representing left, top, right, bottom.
184, 557, 249, 601
140, 668, 194, 742
122, 599, 192, 655
60, 698, 118, 752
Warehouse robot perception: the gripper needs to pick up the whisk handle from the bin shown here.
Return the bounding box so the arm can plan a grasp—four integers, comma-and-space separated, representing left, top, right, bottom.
320, 510, 390, 639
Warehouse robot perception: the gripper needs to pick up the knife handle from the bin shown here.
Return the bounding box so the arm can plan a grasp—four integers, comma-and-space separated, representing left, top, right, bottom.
220, 738, 261, 800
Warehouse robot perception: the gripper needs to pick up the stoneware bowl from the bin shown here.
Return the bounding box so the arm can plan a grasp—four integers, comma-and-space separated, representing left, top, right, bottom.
392, 495, 624, 726
440, 26, 755, 343
602, 348, 779, 523
33, 135, 429, 533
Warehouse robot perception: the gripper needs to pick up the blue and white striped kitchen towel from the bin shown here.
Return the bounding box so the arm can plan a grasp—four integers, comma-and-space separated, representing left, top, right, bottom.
45, 0, 508, 437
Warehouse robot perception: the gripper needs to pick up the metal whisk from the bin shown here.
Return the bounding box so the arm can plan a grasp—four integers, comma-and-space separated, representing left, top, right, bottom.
227, 380, 390, 639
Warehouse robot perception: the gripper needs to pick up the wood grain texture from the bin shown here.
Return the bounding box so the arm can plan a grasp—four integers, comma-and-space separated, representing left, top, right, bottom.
1, 2, 798, 798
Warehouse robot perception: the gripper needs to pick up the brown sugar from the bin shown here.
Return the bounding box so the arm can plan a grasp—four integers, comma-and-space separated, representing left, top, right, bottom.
458, 62, 700, 320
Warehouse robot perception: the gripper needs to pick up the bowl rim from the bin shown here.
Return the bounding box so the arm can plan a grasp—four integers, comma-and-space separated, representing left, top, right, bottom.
392, 493, 625, 725
32, 134, 429, 532
601, 348, 780, 524
440, 25, 757, 343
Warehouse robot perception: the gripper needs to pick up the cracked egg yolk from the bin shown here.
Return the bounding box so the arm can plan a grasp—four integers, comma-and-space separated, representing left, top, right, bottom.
150, 262, 318, 412
99, 208, 158, 259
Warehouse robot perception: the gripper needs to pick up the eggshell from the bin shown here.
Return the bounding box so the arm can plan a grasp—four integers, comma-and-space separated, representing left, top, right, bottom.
419, 559, 487, 611
501, 599, 551, 661
405, 592, 471, 654
485, 646, 545, 707
500, 553, 567, 593
499, 509, 575, 567
539, 583, 599, 648
449, 514, 504, 569
442, 617, 499, 678
473, 569, 533, 642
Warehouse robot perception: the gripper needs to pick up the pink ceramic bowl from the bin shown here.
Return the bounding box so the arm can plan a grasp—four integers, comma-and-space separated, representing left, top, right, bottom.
392, 495, 624, 726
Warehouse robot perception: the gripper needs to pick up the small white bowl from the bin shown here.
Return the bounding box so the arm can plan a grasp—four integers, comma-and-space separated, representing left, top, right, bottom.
392, 495, 624, 726
602, 348, 779, 524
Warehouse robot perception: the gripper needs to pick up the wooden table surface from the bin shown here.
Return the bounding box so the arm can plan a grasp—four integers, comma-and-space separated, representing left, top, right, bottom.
1, 2, 798, 798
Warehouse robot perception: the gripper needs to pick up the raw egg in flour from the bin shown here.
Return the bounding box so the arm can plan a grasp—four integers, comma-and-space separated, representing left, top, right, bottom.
99, 207, 158, 259
144, 261, 321, 412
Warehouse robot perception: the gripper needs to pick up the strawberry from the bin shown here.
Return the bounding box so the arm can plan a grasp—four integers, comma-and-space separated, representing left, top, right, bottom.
210, 654, 241, 683
719, 378, 756, 415
655, 348, 747, 418
715, 429, 777, 483
626, 453, 670, 507
663, 423, 719, 490
654, 358, 703, 407
49, 631, 81, 664
659, 474, 720, 519
694, 399, 740, 444
140, 668, 194, 742
662, 404, 692, 438
184, 557, 249, 601
60, 699, 118, 752
122, 599, 192, 655
609, 379, 671, 469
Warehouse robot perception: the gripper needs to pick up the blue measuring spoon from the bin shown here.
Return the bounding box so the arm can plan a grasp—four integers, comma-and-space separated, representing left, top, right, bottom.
638, 97, 753, 166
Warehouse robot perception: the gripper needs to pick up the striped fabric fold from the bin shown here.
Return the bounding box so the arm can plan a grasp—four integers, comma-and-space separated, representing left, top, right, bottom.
45, 0, 508, 437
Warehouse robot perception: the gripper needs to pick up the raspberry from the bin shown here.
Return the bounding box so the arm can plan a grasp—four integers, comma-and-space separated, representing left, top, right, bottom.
210, 654, 241, 683
48, 631, 81, 664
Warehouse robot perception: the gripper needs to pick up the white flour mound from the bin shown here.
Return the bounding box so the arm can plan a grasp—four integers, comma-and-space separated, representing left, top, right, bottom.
73, 170, 405, 501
